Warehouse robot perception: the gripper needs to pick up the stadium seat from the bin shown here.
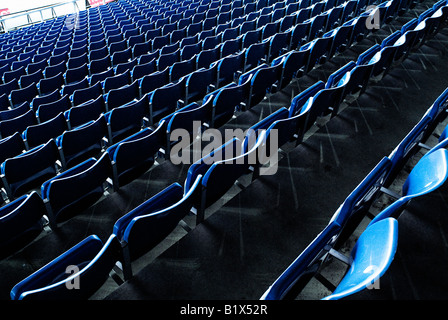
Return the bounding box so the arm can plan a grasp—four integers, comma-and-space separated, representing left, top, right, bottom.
148, 77, 186, 124
1, 139, 59, 199
106, 121, 166, 190
56, 114, 108, 169
37, 72, 64, 97
41, 153, 113, 225
185, 64, 217, 104
105, 95, 146, 144
113, 175, 201, 279
65, 95, 106, 129
9, 83, 39, 107
64, 63, 89, 85
0, 191, 47, 259
10, 234, 121, 300
104, 80, 139, 111
22, 112, 68, 150
138, 67, 170, 97
322, 218, 398, 300
370, 148, 448, 225
37, 94, 72, 123
0, 132, 26, 165
71, 82, 103, 106
0, 109, 36, 139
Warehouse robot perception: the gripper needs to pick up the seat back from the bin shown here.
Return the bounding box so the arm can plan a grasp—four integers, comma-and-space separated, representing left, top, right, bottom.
107, 122, 166, 188
0, 192, 46, 258
23, 112, 68, 149
57, 115, 108, 168
41, 153, 112, 223
149, 78, 186, 124
106, 94, 146, 144
261, 221, 342, 300
10, 234, 121, 300
322, 218, 398, 300
104, 80, 140, 111
1, 139, 59, 198
0, 109, 37, 139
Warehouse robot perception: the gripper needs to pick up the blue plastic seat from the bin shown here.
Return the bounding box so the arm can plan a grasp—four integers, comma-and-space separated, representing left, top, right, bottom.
246, 62, 283, 109
331, 157, 393, 246
244, 41, 269, 72
185, 64, 217, 104
157, 48, 181, 71
289, 80, 326, 118
64, 63, 89, 85
42, 61, 67, 80
10, 233, 121, 300
23, 112, 68, 150
41, 153, 112, 224
102, 70, 131, 94
290, 21, 311, 50
3, 66, 26, 84
130, 58, 156, 81
192, 135, 264, 223
0, 132, 26, 165
89, 55, 112, 75
36, 94, 71, 123
196, 46, 220, 69
170, 56, 196, 83
105, 95, 146, 144
242, 107, 290, 155
1, 139, 59, 200
37, 72, 64, 97
66, 53, 88, 70
18, 69, 44, 89
322, 218, 398, 300
0, 109, 36, 139
56, 114, 108, 169
0, 79, 19, 98
71, 82, 103, 107
0, 191, 47, 259
210, 74, 250, 127
268, 30, 292, 62
370, 148, 448, 225
148, 78, 186, 124
301, 37, 333, 74
65, 95, 106, 129
138, 67, 170, 97
369, 31, 402, 80
106, 122, 166, 189
165, 99, 213, 156
273, 49, 310, 90
109, 39, 128, 57
261, 220, 342, 299
113, 175, 201, 279
9, 83, 39, 108
111, 47, 132, 66
104, 80, 139, 111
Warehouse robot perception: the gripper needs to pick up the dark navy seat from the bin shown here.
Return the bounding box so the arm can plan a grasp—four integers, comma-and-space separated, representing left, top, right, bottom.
56, 114, 108, 169
105, 95, 146, 144
22, 112, 68, 150
106, 122, 166, 190
41, 153, 113, 225
0, 192, 47, 259
112, 175, 201, 279
10, 234, 121, 300
1, 139, 59, 200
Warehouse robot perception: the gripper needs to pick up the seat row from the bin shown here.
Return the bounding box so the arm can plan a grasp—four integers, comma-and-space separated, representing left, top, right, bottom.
260, 2, 448, 300
0, 0, 351, 140
0, 0, 421, 299
0, 0, 295, 114
0, 0, 404, 208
